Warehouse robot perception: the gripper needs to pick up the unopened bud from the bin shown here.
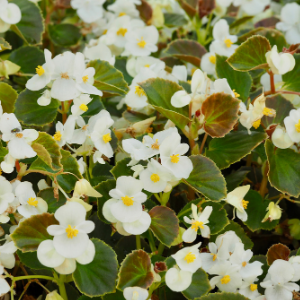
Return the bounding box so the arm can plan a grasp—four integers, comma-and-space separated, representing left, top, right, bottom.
74, 179, 102, 198
46, 291, 64, 300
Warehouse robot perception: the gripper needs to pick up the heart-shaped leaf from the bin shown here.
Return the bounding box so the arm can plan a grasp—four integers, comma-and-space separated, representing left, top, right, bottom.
0, 82, 18, 114
48, 24, 81, 47
196, 292, 250, 300
282, 54, 300, 93
267, 243, 290, 265
38, 188, 66, 213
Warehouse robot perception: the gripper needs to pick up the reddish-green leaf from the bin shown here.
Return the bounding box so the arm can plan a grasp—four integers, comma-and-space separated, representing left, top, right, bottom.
267, 243, 290, 265
202, 93, 240, 138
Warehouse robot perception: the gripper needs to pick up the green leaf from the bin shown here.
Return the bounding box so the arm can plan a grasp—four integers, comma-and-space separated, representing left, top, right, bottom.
164, 39, 207, 66
38, 188, 66, 214
164, 13, 188, 27
206, 131, 267, 169
202, 93, 240, 138
11, 0, 44, 44
149, 206, 179, 247
89, 60, 129, 97
0, 144, 8, 164
123, 110, 149, 123
185, 155, 227, 201
282, 54, 300, 92
17, 250, 49, 270
11, 213, 58, 252
229, 16, 253, 32
82, 95, 105, 118
261, 94, 294, 127
0, 82, 18, 113
57, 149, 82, 193
110, 158, 134, 179
15, 89, 59, 126
216, 55, 252, 102
196, 292, 250, 300
265, 140, 300, 197
182, 268, 211, 299
73, 238, 118, 297
225, 169, 249, 192
244, 190, 278, 231
0, 37, 11, 51
114, 57, 133, 85
227, 35, 271, 71
139, 78, 190, 130
48, 24, 81, 47
117, 250, 154, 290
9, 46, 44, 74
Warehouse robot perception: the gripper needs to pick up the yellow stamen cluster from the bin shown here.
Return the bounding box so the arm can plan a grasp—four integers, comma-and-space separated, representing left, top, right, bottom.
36, 65, 45, 76
117, 27, 127, 36
137, 37, 147, 48
252, 119, 261, 129
102, 133, 112, 144
209, 55, 216, 64
79, 103, 88, 112
242, 200, 249, 209
233, 89, 240, 98
144, 64, 150, 68
224, 39, 233, 48
263, 107, 276, 117
65, 225, 79, 239
16, 133, 23, 138
27, 197, 38, 207
221, 275, 231, 284
151, 139, 159, 150
211, 253, 217, 261
135, 86, 146, 97
82, 75, 89, 83
170, 154, 180, 163
250, 284, 258, 291
119, 12, 126, 16
242, 261, 247, 267
191, 221, 204, 232
295, 120, 300, 133
150, 173, 160, 183
54, 131, 62, 141
103, 29, 108, 35
184, 252, 196, 264
121, 196, 134, 206
61, 72, 69, 79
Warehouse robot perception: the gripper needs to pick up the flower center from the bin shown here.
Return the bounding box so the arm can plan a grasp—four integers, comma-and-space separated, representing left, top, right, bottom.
16, 133, 23, 138
119, 12, 126, 16
102, 133, 112, 144
242, 200, 249, 209
137, 37, 147, 48
170, 154, 180, 163
224, 39, 233, 48
242, 261, 247, 267
79, 103, 88, 112
211, 253, 217, 261
233, 89, 240, 98
209, 55, 216, 64
150, 173, 160, 182
27, 197, 38, 207
184, 252, 196, 264
54, 131, 62, 141
250, 284, 257, 291
135, 86, 146, 97
121, 195, 134, 206
36, 65, 45, 76
65, 225, 79, 239
61, 72, 69, 79
191, 220, 204, 232
132, 291, 139, 300
252, 119, 261, 129
295, 120, 300, 133
117, 27, 127, 36
103, 29, 108, 35
221, 275, 231, 284
82, 75, 89, 83
263, 107, 275, 117
151, 139, 159, 150
82, 125, 88, 131
144, 64, 150, 68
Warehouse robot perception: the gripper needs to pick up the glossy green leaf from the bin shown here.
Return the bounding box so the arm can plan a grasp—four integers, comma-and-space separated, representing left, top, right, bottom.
196, 292, 250, 300
73, 238, 118, 297
117, 250, 154, 290
0, 37, 11, 51
15, 89, 59, 126
282, 54, 300, 92
17, 250, 49, 270
48, 24, 81, 47
164, 13, 188, 27
229, 16, 253, 32
123, 110, 149, 123
227, 35, 271, 71
9, 46, 44, 74
244, 190, 278, 231
38, 188, 66, 214
82, 95, 105, 118
185, 155, 227, 201
182, 268, 211, 299
89, 60, 129, 97
139, 78, 190, 130
0, 144, 8, 164
266, 140, 300, 197
11, 213, 58, 252
0, 82, 18, 113
110, 158, 134, 179
225, 169, 249, 192
216, 55, 252, 101
149, 206, 179, 247
202, 93, 240, 138
11, 0, 44, 44
165, 39, 207, 66
206, 131, 267, 169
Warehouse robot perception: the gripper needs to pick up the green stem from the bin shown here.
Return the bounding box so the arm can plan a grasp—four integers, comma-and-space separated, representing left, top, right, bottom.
13, 275, 55, 282
136, 235, 142, 250
161, 191, 171, 206
10, 25, 29, 45
83, 155, 91, 182
157, 243, 165, 256
58, 275, 68, 300
148, 231, 157, 253
203, 13, 213, 44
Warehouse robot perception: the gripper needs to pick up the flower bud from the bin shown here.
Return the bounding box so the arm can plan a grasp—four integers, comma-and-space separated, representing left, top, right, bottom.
46, 291, 64, 300
0, 60, 20, 79
73, 179, 102, 198
262, 202, 282, 222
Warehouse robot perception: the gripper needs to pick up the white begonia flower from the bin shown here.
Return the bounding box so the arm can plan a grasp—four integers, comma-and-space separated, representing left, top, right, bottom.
0, 241, 17, 269
15, 182, 48, 219
53, 116, 76, 147
266, 46, 295, 75
271, 126, 293, 149
260, 73, 282, 91
83, 39, 115, 65
0, 113, 21, 141
172, 243, 202, 273
73, 179, 102, 198
47, 202, 95, 258
46, 291, 64, 300
1, 154, 15, 174
70, 0, 105, 23
131, 164, 144, 178
26, 49, 54, 91
233, 0, 270, 16
210, 261, 243, 292
230, 243, 263, 279
210, 19, 238, 57
108, 176, 147, 223
122, 139, 147, 165
201, 49, 217, 76
77, 157, 86, 175
123, 25, 159, 57
276, 3, 300, 45
213, 78, 237, 97
93, 150, 105, 165
123, 287, 149, 300
71, 94, 92, 117
289, 256, 300, 282
239, 278, 261, 300
216, 0, 233, 8
0, 177, 15, 216
0, 0, 21, 33
159, 132, 193, 179
37, 89, 52, 106
284, 108, 300, 143
165, 267, 193, 292
0, 268, 10, 295
139, 159, 173, 193
223, 185, 250, 222
262, 202, 282, 222
108, 0, 140, 18
183, 204, 212, 242
122, 211, 152, 235
261, 259, 299, 300
216, 231, 242, 255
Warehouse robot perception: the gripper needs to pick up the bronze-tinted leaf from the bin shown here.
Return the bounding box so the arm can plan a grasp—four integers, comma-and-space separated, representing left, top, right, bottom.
267, 243, 290, 265
136, 0, 152, 24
